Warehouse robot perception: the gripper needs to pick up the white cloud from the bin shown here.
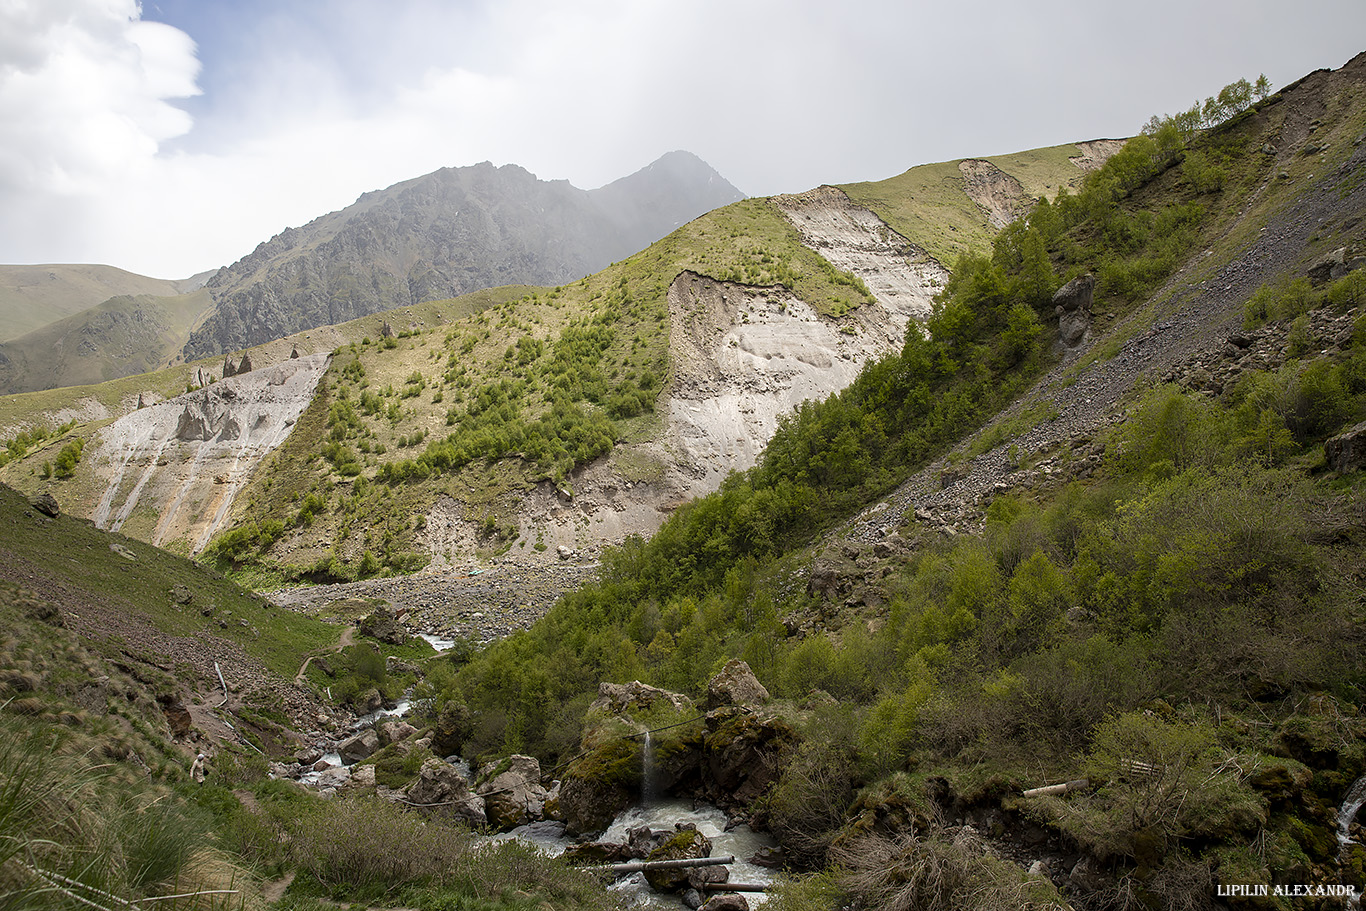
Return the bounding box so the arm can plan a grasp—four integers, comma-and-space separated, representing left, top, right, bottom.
0, 0, 198, 194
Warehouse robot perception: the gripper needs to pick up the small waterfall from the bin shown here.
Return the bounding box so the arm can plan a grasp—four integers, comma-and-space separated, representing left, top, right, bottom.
1339, 775, 1366, 909
641, 728, 657, 806
1339, 775, 1366, 850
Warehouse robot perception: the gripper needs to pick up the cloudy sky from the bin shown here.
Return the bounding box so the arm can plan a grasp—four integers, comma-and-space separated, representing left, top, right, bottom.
2, 0, 1364, 279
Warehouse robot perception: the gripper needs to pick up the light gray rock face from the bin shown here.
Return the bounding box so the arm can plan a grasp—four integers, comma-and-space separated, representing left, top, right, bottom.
88, 354, 329, 553
337, 729, 380, 764
1053, 274, 1095, 349
1326, 420, 1366, 473
706, 659, 770, 710
477, 754, 549, 831
405, 758, 486, 827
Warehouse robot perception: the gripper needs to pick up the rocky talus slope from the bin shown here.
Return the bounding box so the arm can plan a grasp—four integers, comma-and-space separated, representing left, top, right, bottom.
839, 123, 1366, 550
278, 190, 956, 624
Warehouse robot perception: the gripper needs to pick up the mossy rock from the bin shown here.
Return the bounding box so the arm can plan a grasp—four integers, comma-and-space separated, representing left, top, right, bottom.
845, 773, 937, 837
644, 827, 712, 892
557, 738, 640, 834
1249, 757, 1313, 805
702, 706, 799, 806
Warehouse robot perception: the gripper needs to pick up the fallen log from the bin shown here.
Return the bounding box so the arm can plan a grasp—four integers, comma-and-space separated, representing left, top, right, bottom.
600, 854, 736, 874
1021, 778, 1089, 798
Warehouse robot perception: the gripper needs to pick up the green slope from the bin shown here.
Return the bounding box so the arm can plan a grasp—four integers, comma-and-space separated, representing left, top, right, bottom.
0, 289, 213, 394
842, 142, 1112, 266
0, 263, 193, 341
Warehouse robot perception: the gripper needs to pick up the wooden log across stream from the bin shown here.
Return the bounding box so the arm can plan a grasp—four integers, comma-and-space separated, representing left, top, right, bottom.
600, 854, 735, 874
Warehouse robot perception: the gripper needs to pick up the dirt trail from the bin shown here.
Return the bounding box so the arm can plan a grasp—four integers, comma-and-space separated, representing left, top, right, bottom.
294, 625, 354, 684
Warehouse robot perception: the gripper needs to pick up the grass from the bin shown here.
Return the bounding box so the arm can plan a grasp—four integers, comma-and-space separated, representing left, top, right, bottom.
963, 400, 1061, 460
842, 142, 1104, 266
0, 289, 214, 395
0, 484, 334, 679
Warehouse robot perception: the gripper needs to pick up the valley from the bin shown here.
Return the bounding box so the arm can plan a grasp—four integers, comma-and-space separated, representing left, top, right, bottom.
2, 54, 1366, 911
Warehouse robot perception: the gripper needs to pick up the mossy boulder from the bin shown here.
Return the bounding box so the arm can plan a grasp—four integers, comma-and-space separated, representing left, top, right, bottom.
357, 604, 407, 645
555, 737, 640, 835
1249, 757, 1314, 806
702, 706, 799, 807
589, 680, 694, 717
644, 826, 712, 892
476, 754, 549, 831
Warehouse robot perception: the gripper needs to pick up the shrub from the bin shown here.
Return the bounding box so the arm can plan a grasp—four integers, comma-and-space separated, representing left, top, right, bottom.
832, 828, 1064, 911
287, 796, 469, 895
1028, 712, 1262, 865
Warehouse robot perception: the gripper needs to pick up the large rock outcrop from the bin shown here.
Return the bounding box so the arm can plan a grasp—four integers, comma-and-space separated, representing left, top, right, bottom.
706, 660, 770, 710
1326, 420, 1366, 473
1053, 274, 1095, 350
477, 754, 550, 831
405, 758, 486, 827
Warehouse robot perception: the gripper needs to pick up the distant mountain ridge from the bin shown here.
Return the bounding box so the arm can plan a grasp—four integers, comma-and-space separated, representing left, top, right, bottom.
183, 151, 745, 358
0, 264, 203, 342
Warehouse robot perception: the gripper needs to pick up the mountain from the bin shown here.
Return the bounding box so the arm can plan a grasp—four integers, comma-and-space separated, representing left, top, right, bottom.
0, 138, 1104, 569
182, 151, 746, 359
0, 288, 212, 394
0, 263, 204, 341
3, 53, 1365, 911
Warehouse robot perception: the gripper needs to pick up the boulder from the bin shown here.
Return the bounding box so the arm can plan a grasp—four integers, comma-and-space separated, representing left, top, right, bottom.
477, 754, 551, 831
159, 700, 192, 738
644, 827, 712, 892
553, 738, 638, 835
700, 896, 749, 911
406, 758, 486, 827
702, 707, 799, 806
337, 729, 380, 763
385, 656, 420, 676
590, 680, 694, 717
29, 492, 59, 518
355, 688, 384, 714
1052, 273, 1095, 348
1325, 420, 1366, 473
349, 764, 376, 788
1308, 247, 1347, 285
358, 606, 408, 645
379, 720, 418, 746
554, 772, 633, 836
706, 660, 770, 710
562, 840, 632, 865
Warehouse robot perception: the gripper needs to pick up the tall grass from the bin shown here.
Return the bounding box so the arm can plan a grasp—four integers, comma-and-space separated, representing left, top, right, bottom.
0, 715, 259, 911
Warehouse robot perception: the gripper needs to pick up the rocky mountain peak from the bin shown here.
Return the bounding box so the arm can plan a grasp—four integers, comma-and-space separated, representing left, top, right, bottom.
183, 153, 744, 360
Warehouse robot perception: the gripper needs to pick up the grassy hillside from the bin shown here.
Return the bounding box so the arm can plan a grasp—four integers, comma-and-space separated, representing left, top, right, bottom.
0, 484, 337, 680
0, 482, 624, 911
0, 289, 213, 394
842, 142, 1108, 266
0, 263, 191, 341
200, 196, 882, 580
423, 65, 1366, 907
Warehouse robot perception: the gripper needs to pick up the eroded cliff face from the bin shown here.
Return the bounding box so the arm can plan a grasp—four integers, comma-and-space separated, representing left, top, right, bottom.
775, 185, 947, 333
404, 191, 953, 569
658, 188, 948, 498
90, 354, 329, 553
